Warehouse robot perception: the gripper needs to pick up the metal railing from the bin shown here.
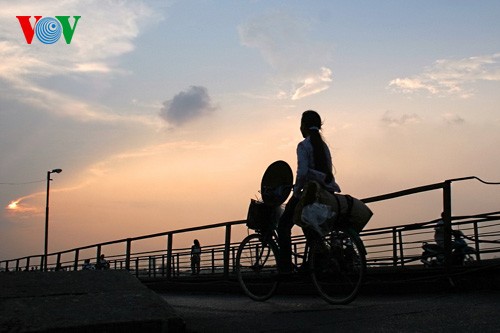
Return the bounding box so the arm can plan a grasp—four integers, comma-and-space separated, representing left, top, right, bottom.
2, 176, 499, 277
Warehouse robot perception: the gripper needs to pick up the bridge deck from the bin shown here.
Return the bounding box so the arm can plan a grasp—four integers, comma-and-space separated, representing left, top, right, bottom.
1, 261, 498, 332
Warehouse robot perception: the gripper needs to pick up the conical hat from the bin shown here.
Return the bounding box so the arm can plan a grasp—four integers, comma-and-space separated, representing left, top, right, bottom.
260, 160, 293, 206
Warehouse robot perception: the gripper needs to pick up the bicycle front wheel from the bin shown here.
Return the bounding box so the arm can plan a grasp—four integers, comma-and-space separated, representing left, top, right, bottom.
310, 228, 366, 305
236, 234, 279, 301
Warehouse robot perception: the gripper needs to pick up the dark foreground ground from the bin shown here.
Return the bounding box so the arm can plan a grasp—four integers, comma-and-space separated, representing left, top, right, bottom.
152, 261, 500, 332
1, 262, 499, 332
162, 288, 500, 333
0, 270, 185, 332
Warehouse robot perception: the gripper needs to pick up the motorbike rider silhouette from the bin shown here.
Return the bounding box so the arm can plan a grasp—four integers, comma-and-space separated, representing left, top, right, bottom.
421, 213, 475, 267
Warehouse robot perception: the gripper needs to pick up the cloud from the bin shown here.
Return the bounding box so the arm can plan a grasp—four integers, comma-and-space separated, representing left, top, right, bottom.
0, 1, 163, 122
4, 178, 91, 220
160, 86, 217, 126
381, 111, 422, 127
238, 10, 334, 100
0, 1, 160, 79
442, 112, 465, 125
389, 53, 500, 98
3, 137, 229, 220
5, 193, 44, 219
291, 67, 332, 100
238, 10, 310, 71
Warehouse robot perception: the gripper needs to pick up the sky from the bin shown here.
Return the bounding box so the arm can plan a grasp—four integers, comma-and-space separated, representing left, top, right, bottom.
1, 0, 500, 260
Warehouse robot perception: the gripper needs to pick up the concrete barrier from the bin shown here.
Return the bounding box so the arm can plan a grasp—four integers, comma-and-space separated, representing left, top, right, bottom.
0, 270, 185, 332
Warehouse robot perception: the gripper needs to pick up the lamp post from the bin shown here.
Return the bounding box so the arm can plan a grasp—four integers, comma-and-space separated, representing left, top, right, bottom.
44, 168, 62, 271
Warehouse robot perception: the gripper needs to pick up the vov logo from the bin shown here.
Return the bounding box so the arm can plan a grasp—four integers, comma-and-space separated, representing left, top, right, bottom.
16, 16, 81, 44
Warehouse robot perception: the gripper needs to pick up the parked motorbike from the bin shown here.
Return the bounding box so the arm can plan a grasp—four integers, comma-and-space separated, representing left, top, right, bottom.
421, 229, 476, 267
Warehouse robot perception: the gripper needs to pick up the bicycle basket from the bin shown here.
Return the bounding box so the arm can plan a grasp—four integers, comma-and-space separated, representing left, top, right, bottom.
246, 199, 281, 231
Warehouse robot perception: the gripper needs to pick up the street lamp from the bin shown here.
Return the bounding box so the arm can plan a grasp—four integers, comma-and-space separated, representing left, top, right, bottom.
44, 168, 62, 271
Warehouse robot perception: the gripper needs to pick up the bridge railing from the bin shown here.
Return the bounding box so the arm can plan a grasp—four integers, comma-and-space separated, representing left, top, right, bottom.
360, 212, 500, 267
1, 177, 499, 275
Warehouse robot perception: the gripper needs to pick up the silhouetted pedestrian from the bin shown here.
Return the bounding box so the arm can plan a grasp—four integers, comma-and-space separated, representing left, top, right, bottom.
82, 259, 95, 270
191, 239, 201, 275
96, 254, 110, 270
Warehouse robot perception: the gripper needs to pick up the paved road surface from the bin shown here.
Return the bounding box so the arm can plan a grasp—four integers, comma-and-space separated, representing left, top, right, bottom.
162, 289, 500, 332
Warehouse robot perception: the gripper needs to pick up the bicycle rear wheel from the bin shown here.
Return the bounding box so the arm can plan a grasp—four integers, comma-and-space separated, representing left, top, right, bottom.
236, 234, 279, 301
310, 228, 366, 305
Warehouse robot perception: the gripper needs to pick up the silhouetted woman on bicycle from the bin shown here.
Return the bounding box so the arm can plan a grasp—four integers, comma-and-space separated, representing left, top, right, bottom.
277, 110, 341, 274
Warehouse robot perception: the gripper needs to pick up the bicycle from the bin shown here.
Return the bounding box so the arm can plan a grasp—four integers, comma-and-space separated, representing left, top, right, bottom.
235, 161, 368, 305
236, 216, 366, 304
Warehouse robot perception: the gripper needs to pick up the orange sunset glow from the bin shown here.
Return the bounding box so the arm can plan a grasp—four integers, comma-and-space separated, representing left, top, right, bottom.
7, 201, 19, 210
1, 2, 500, 261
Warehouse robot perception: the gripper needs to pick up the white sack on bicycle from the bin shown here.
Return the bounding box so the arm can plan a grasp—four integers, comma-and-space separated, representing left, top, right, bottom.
301, 202, 337, 237
294, 181, 373, 233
